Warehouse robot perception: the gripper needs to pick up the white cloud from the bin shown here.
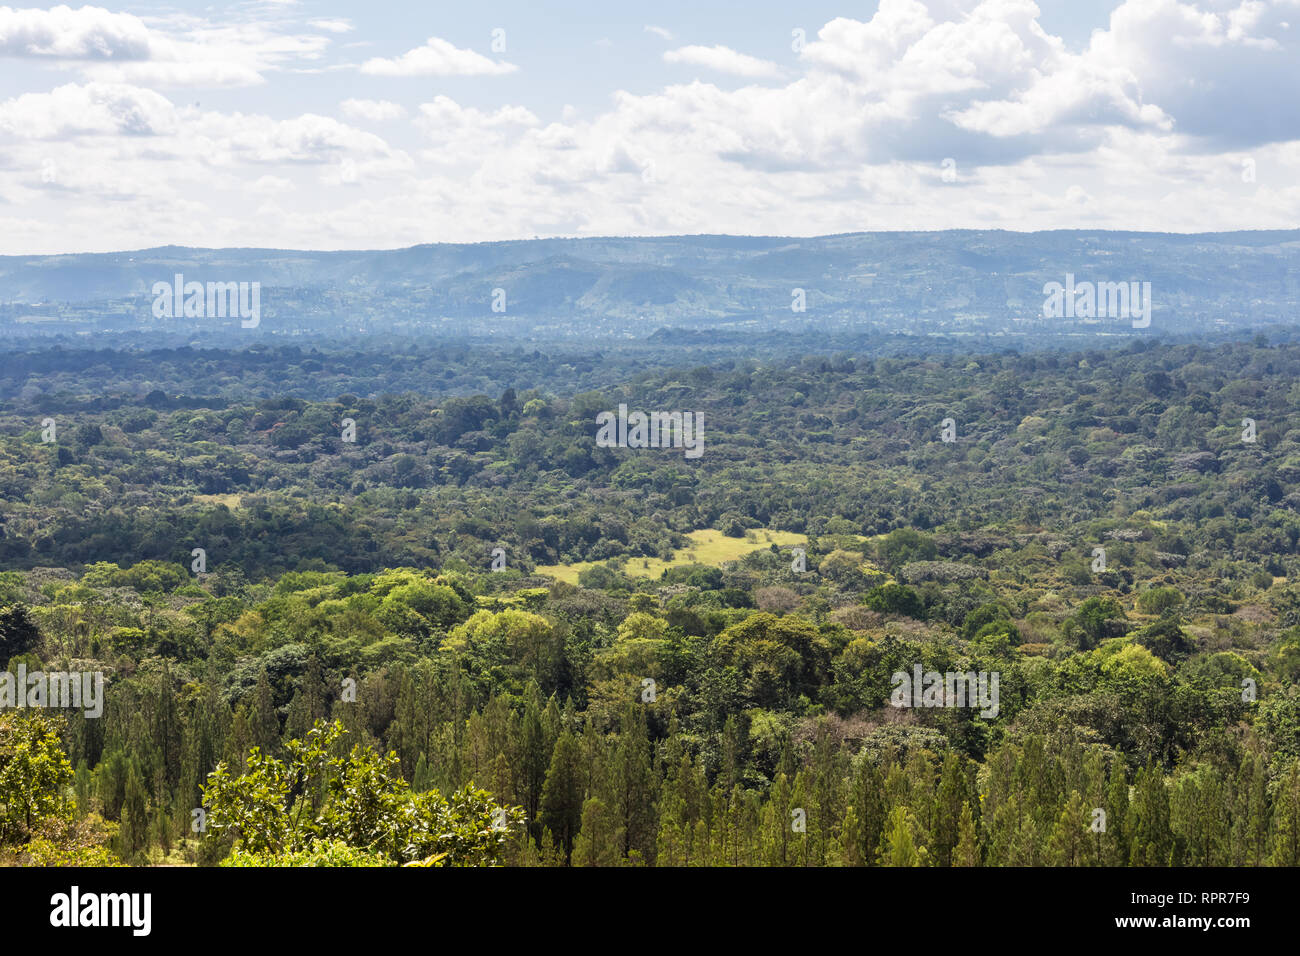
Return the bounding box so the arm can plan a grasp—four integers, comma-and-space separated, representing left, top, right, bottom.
418, 96, 538, 131
215, 112, 398, 164
308, 18, 353, 34
416, 96, 539, 161
89, 60, 267, 88
250, 174, 293, 192
0, 5, 342, 89
360, 36, 517, 76
4, 0, 1300, 253
663, 44, 783, 78
644, 25, 673, 41
1090, 0, 1300, 148
340, 98, 406, 121
0, 4, 151, 59
0, 82, 176, 138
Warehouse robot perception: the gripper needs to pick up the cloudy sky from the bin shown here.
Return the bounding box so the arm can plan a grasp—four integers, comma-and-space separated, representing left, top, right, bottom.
0, 0, 1297, 253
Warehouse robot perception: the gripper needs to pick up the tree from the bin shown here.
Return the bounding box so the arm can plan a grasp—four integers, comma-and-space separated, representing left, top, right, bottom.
864, 583, 924, 619
203, 719, 522, 865
1102, 758, 1130, 866
1136, 587, 1184, 615
540, 731, 584, 860
877, 529, 937, 570
1269, 760, 1300, 867
955, 803, 980, 866
1134, 617, 1194, 665
931, 752, 970, 866
0, 712, 73, 845
604, 706, 657, 862
961, 603, 1010, 640
879, 806, 925, 866
249, 670, 281, 758
120, 763, 150, 861
1064, 597, 1128, 650
571, 797, 619, 867
1047, 791, 1091, 866
1128, 763, 1173, 866
0, 605, 40, 662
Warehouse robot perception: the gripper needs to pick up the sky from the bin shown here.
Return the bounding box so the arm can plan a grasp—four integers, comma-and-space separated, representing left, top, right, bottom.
0, 0, 1297, 253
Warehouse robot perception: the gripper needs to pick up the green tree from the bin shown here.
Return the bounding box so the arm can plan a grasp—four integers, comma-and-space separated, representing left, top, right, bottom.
540, 731, 584, 860
1064, 597, 1128, 650
120, 763, 150, 861
864, 583, 925, 619
1269, 760, 1300, 867
0, 712, 73, 844
0, 605, 41, 662
203, 719, 522, 865
879, 806, 925, 867
571, 797, 620, 867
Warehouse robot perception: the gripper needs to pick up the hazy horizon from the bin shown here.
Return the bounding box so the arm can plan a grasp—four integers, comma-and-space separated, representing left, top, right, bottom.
7, 223, 1300, 260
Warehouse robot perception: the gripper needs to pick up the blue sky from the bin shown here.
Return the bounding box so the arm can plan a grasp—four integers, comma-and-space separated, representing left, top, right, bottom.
0, 1, 1297, 252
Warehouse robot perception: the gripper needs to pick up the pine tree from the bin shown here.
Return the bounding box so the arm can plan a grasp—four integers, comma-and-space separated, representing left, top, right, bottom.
490, 751, 513, 808
1268, 759, 1300, 867
249, 670, 280, 757
604, 705, 656, 862
1047, 790, 1090, 866
657, 753, 703, 866
1129, 763, 1173, 866
808, 719, 846, 866
412, 752, 432, 793
932, 751, 969, 867
540, 731, 583, 860
73, 761, 94, 815
120, 762, 150, 862
879, 806, 925, 867
571, 797, 620, 867
763, 772, 794, 866
1170, 764, 1227, 866
955, 802, 980, 866
1103, 757, 1130, 866
848, 756, 886, 867
151, 804, 172, 856
837, 804, 864, 866
720, 714, 744, 794
96, 748, 129, 820
1232, 750, 1270, 865
791, 770, 812, 867
283, 690, 310, 743
152, 661, 181, 792
518, 683, 550, 842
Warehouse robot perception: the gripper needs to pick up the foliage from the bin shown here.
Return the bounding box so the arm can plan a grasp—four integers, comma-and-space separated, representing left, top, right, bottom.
203, 720, 523, 866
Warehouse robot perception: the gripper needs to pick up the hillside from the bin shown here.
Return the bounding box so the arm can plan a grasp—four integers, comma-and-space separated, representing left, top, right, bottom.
4, 230, 1299, 341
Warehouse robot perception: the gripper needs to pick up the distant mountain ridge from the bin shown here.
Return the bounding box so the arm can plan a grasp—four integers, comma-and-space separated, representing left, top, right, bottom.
2, 229, 1298, 338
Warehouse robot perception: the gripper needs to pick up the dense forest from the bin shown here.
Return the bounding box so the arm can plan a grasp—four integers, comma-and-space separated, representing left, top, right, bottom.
2, 335, 1300, 866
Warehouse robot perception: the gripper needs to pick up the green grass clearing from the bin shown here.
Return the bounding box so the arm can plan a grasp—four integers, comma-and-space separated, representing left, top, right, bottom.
536, 528, 808, 585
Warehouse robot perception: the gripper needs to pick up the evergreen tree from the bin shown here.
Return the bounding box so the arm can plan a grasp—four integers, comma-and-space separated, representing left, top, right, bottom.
1268, 759, 1300, 867
955, 802, 980, 866
120, 762, 150, 861
540, 731, 584, 860
1047, 791, 1091, 866
250, 670, 281, 758
571, 797, 620, 867
879, 806, 925, 867
1129, 763, 1173, 867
